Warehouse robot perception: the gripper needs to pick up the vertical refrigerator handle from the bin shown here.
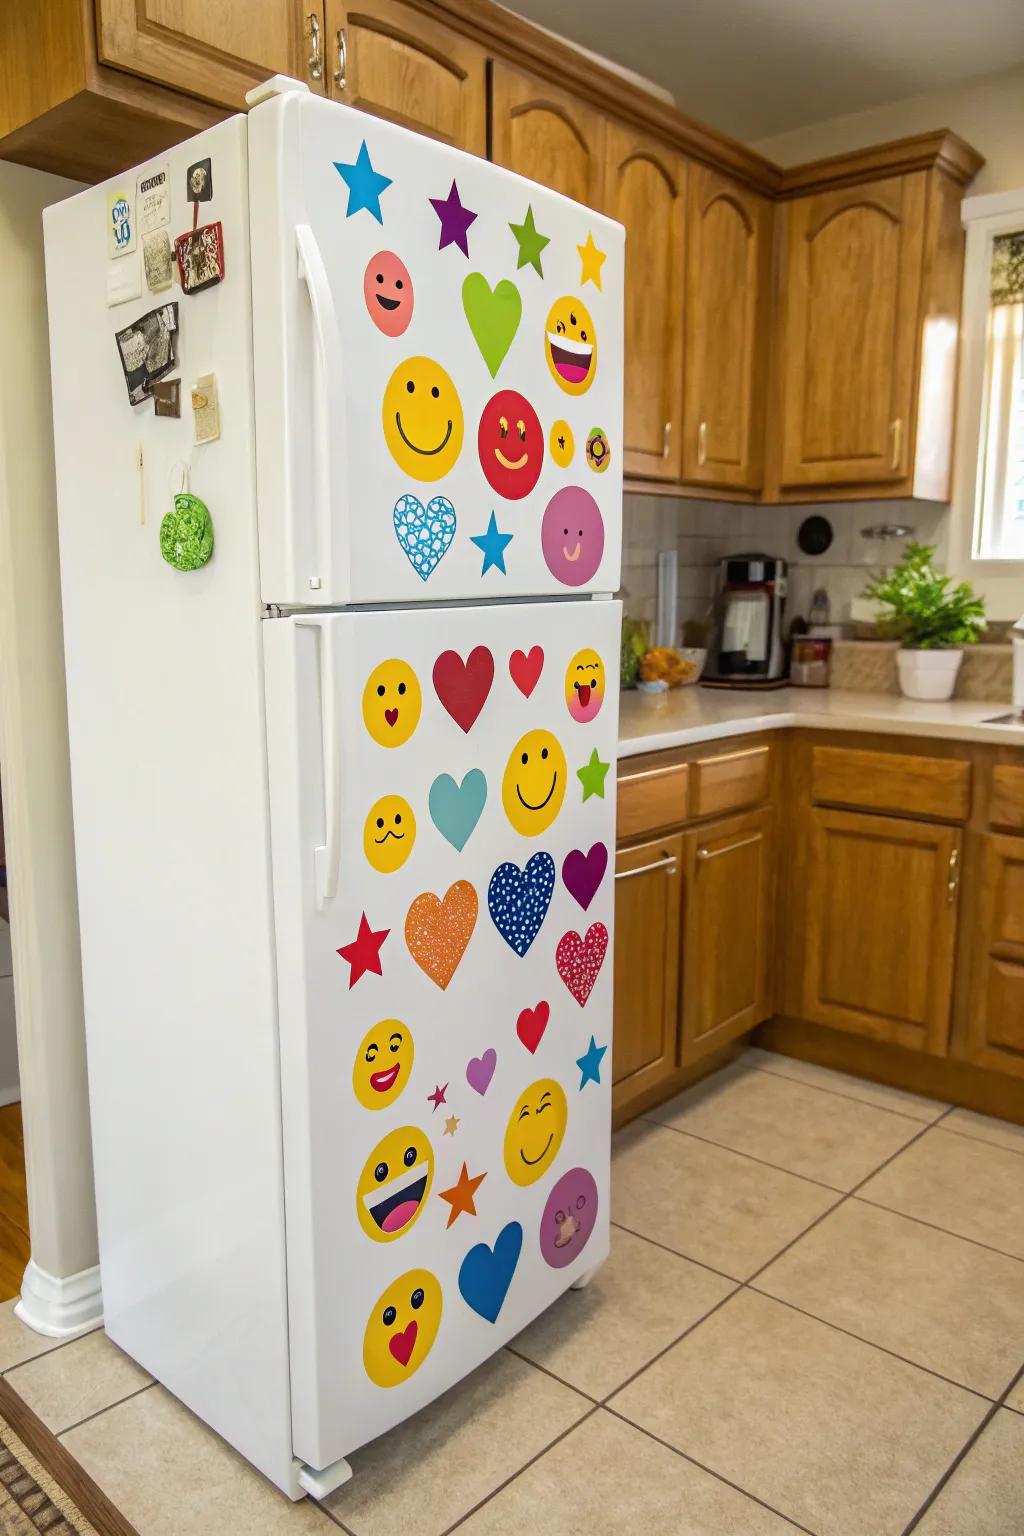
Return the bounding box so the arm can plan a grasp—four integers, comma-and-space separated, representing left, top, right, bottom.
308, 620, 341, 907
295, 223, 340, 596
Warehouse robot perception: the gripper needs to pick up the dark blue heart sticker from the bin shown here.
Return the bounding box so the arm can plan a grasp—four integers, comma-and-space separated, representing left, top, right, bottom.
487, 852, 555, 957
458, 1221, 523, 1324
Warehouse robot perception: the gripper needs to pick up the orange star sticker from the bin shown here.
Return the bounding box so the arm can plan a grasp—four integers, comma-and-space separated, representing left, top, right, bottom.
438, 1162, 486, 1228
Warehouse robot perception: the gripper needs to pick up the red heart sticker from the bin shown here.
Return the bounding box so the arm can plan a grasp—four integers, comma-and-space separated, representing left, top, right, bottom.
508, 646, 544, 698
433, 646, 495, 733
388, 1319, 418, 1367
556, 924, 609, 1007
385, 707, 398, 727
516, 1000, 550, 1053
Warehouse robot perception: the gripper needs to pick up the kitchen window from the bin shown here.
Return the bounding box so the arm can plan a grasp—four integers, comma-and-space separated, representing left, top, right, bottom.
975, 229, 1024, 560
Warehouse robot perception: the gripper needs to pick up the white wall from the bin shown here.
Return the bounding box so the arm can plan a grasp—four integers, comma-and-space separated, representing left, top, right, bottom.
0, 160, 100, 1291
0, 920, 16, 1106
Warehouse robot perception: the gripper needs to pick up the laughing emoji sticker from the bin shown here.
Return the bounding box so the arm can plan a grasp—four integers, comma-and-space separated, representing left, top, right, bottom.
357, 1126, 434, 1242
364, 794, 416, 873
502, 729, 567, 836
544, 296, 596, 396
362, 659, 422, 748
504, 1078, 568, 1187
382, 357, 464, 481
353, 1021, 414, 1111
565, 650, 605, 724
363, 1268, 442, 1388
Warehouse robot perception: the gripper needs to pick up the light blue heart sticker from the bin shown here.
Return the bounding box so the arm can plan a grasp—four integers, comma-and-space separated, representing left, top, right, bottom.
429, 769, 487, 852
393, 494, 456, 581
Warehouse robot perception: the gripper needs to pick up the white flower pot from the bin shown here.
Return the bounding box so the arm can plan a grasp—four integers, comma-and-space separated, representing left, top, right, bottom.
897, 648, 963, 701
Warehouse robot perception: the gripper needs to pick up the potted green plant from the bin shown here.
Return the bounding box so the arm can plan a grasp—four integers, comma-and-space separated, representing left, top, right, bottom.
862, 543, 986, 701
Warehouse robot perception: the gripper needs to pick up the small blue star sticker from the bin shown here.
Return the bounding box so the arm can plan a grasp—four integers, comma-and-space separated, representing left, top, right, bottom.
333, 141, 392, 223
470, 511, 513, 575
576, 1035, 607, 1090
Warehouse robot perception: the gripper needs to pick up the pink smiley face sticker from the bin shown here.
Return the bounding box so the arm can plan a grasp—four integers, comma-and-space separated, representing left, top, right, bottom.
539, 1167, 599, 1268
541, 486, 605, 588
364, 251, 414, 337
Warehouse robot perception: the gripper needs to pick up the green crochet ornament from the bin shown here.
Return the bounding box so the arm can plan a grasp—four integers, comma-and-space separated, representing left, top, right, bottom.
160, 491, 214, 572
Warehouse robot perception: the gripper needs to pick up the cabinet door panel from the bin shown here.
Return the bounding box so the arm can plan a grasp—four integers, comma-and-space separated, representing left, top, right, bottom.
612, 834, 683, 1118
777, 175, 925, 487
963, 834, 1024, 1078
683, 166, 771, 490
604, 124, 685, 481
803, 807, 958, 1054
490, 61, 605, 208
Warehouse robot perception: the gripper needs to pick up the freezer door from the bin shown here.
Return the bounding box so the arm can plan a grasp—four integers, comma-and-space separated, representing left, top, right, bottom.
249, 92, 623, 607
264, 599, 619, 1469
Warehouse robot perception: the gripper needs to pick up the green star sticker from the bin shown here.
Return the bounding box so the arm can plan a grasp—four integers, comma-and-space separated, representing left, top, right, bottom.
508, 204, 550, 277
577, 748, 610, 802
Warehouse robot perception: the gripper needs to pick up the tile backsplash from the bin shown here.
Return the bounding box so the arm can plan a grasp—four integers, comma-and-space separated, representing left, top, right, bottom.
620, 494, 950, 639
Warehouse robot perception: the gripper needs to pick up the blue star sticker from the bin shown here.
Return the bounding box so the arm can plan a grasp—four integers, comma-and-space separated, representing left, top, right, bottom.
576, 1035, 607, 1090
470, 511, 513, 575
333, 141, 391, 223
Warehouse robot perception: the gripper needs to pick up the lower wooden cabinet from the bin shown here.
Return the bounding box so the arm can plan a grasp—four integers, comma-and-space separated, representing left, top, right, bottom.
802, 807, 960, 1055
681, 807, 773, 1057
963, 834, 1024, 1078
612, 834, 683, 1117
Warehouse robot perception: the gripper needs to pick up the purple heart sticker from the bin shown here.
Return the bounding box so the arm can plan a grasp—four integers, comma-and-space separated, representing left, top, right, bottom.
561, 842, 609, 912
466, 1047, 497, 1095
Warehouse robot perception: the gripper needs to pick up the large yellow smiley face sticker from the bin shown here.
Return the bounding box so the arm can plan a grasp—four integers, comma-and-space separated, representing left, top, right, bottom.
356, 1125, 434, 1242
502, 729, 567, 837
364, 795, 415, 873
363, 1268, 442, 1389
353, 1020, 413, 1110
362, 659, 422, 748
544, 296, 596, 396
382, 356, 464, 481
504, 1078, 568, 1187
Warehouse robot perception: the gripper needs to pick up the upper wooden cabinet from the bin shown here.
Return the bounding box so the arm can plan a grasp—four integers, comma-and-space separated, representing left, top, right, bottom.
962, 834, 1024, 1079
682, 167, 772, 492
490, 61, 606, 208
604, 123, 686, 481
325, 0, 486, 154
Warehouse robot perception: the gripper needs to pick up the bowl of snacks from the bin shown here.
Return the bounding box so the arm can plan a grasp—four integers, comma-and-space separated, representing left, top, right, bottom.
638, 647, 707, 689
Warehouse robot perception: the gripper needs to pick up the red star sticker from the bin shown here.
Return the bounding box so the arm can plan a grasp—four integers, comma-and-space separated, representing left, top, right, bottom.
427, 1083, 448, 1112
336, 913, 389, 988
438, 1163, 486, 1228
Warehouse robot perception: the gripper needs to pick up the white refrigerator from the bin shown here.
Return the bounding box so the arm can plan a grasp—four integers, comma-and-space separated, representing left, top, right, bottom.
44, 78, 623, 1499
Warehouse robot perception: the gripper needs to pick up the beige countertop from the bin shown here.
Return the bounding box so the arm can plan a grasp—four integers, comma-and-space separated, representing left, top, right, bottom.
618, 687, 1024, 759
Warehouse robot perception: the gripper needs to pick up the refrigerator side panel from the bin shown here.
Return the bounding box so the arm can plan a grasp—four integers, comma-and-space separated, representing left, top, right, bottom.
44, 117, 298, 1495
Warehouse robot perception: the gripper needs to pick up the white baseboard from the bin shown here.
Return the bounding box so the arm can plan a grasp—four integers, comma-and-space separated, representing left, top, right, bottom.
14, 1259, 103, 1340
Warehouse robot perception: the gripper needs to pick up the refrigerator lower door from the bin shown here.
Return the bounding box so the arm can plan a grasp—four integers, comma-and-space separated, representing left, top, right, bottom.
264, 598, 619, 1469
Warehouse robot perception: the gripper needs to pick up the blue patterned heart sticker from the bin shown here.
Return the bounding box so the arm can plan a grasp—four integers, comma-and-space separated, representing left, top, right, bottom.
429, 769, 487, 852
458, 1221, 523, 1323
487, 851, 555, 957
393, 494, 456, 581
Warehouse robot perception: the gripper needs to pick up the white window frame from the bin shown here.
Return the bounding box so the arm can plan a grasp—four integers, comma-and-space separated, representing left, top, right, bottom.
949, 188, 1024, 620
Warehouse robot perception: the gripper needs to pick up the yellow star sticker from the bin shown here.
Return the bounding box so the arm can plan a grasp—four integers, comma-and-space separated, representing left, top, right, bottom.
443, 1115, 460, 1137
577, 231, 606, 290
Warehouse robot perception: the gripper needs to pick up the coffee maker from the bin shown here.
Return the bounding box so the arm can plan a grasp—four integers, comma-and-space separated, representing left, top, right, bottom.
703, 554, 788, 687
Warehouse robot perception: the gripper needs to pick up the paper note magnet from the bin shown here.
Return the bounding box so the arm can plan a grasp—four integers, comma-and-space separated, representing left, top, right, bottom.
175, 222, 224, 295
152, 379, 181, 418
143, 229, 173, 293
160, 490, 213, 572
185, 157, 213, 203
114, 302, 178, 405
191, 374, 220, 444
107, 186, 136, 258
105, 258, 142, 308
137, 165, 170, 234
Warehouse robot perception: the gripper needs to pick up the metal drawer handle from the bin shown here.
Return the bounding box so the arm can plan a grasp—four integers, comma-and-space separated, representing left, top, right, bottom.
696, 833, 761, 862
334, 27, 348, 90
662, 420, 672, 457
889, 417, 902, 471
697, 420, 708, 466
307, 13, 322, 79
615, 854, 677, 881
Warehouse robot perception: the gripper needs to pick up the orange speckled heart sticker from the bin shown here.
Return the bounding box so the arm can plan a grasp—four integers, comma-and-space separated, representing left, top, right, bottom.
405, 880, 478, 990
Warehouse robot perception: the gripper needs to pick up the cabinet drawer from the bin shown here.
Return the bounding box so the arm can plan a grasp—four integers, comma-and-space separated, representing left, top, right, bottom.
990, 765, 1024, 831
691, 745, 771, 819
811, 745, 970, 822
617, 763, 689, 839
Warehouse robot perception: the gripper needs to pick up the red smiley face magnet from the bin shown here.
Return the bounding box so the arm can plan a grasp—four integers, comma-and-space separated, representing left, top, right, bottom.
364, 251, 414, 338
477, 389, 543, 500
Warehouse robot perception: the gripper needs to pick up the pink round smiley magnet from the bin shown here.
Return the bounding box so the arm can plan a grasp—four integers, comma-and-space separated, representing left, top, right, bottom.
364, 251, 414, 337
540, 485, 605, 587
539, 1167, 599, 1268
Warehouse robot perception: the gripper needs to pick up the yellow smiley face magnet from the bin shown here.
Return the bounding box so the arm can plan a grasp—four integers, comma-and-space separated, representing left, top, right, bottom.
362, 660, 422, 747
382, 357, 464, 481
353, 1020, 414, 1110
501, 729, 567, 836
356, 1125, 434, 1242
364, 795, 415, 873
363, 1268, 442, 1388
503, 1078, 567, 1187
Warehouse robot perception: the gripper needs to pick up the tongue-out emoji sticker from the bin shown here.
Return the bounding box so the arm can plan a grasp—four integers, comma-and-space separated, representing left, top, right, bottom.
565, 648, 606, 723
357, 1125, 434, 1243
477, 388, 543, 500
363, 1268, 442, 1387
544, 295, 596, 396
363, 251, 413, 337
541, 486, 605, 588
353, 1020, 414, 1110
362, 659, 422, 747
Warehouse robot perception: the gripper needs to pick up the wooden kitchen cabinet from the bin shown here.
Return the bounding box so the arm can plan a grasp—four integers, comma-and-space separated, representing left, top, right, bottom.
604, 122, 686, 481
682, 166, 772, 491
612, 834, 683, 1119
963, 834, 1024, 1079
490, 60, 606, 207
802, 806, 960, 1055
681, 808, 773, 1058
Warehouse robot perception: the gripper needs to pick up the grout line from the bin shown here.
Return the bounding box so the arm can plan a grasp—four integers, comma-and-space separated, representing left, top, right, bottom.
441, 1403, 600, 1535
932, 1123, 1024, 1161
852, 1196, 1024, 1267
57, 1380, 157, 1439
743, 1056, 950, 1127
899, 1393, 1005, 1534
503, 1345, 600, 1405
600, 1284, 742, 1408
640, 1119, 848, 1194
608, 1219, 744, 1285
1, 1323, 106, 1379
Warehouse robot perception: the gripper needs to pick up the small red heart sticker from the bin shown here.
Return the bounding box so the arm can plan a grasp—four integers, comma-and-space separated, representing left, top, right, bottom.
509, 646, 544, 698
516, 1000, 550, 1053
388, 1319, 418, 1367
385, 707, 398, 727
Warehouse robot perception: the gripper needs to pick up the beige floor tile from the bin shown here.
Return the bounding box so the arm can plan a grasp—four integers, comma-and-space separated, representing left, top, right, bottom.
942, 1106, 1024, 1156
609, 1290, 987, 1536
327, 1349, 588, 1536
915, 1409, 1024, 1535
62, 1385, 329, 1533
860, 1128, 1024, 1260
1006, 1375, 1024, 1414
754, 1199, 1024, 1397
743, 1047, 948, 1123
648, 1063, 922, 1191
0, 1298, 69, 1372
458, 1409, 802, 1535
510, 1227, 736, 1400
6, 1326, 151, 1433
612, 1120, 838, 1281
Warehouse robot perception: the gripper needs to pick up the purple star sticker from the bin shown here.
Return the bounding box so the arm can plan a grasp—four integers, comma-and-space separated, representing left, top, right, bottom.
429, 179, 477, 257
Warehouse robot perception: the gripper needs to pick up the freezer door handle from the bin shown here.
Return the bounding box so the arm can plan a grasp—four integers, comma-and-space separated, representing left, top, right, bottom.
295, 223, 341, 596
307, 619, 341, 906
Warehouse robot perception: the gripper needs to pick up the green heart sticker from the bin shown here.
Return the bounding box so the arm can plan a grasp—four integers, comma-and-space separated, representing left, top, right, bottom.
462, 273, 522, 379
